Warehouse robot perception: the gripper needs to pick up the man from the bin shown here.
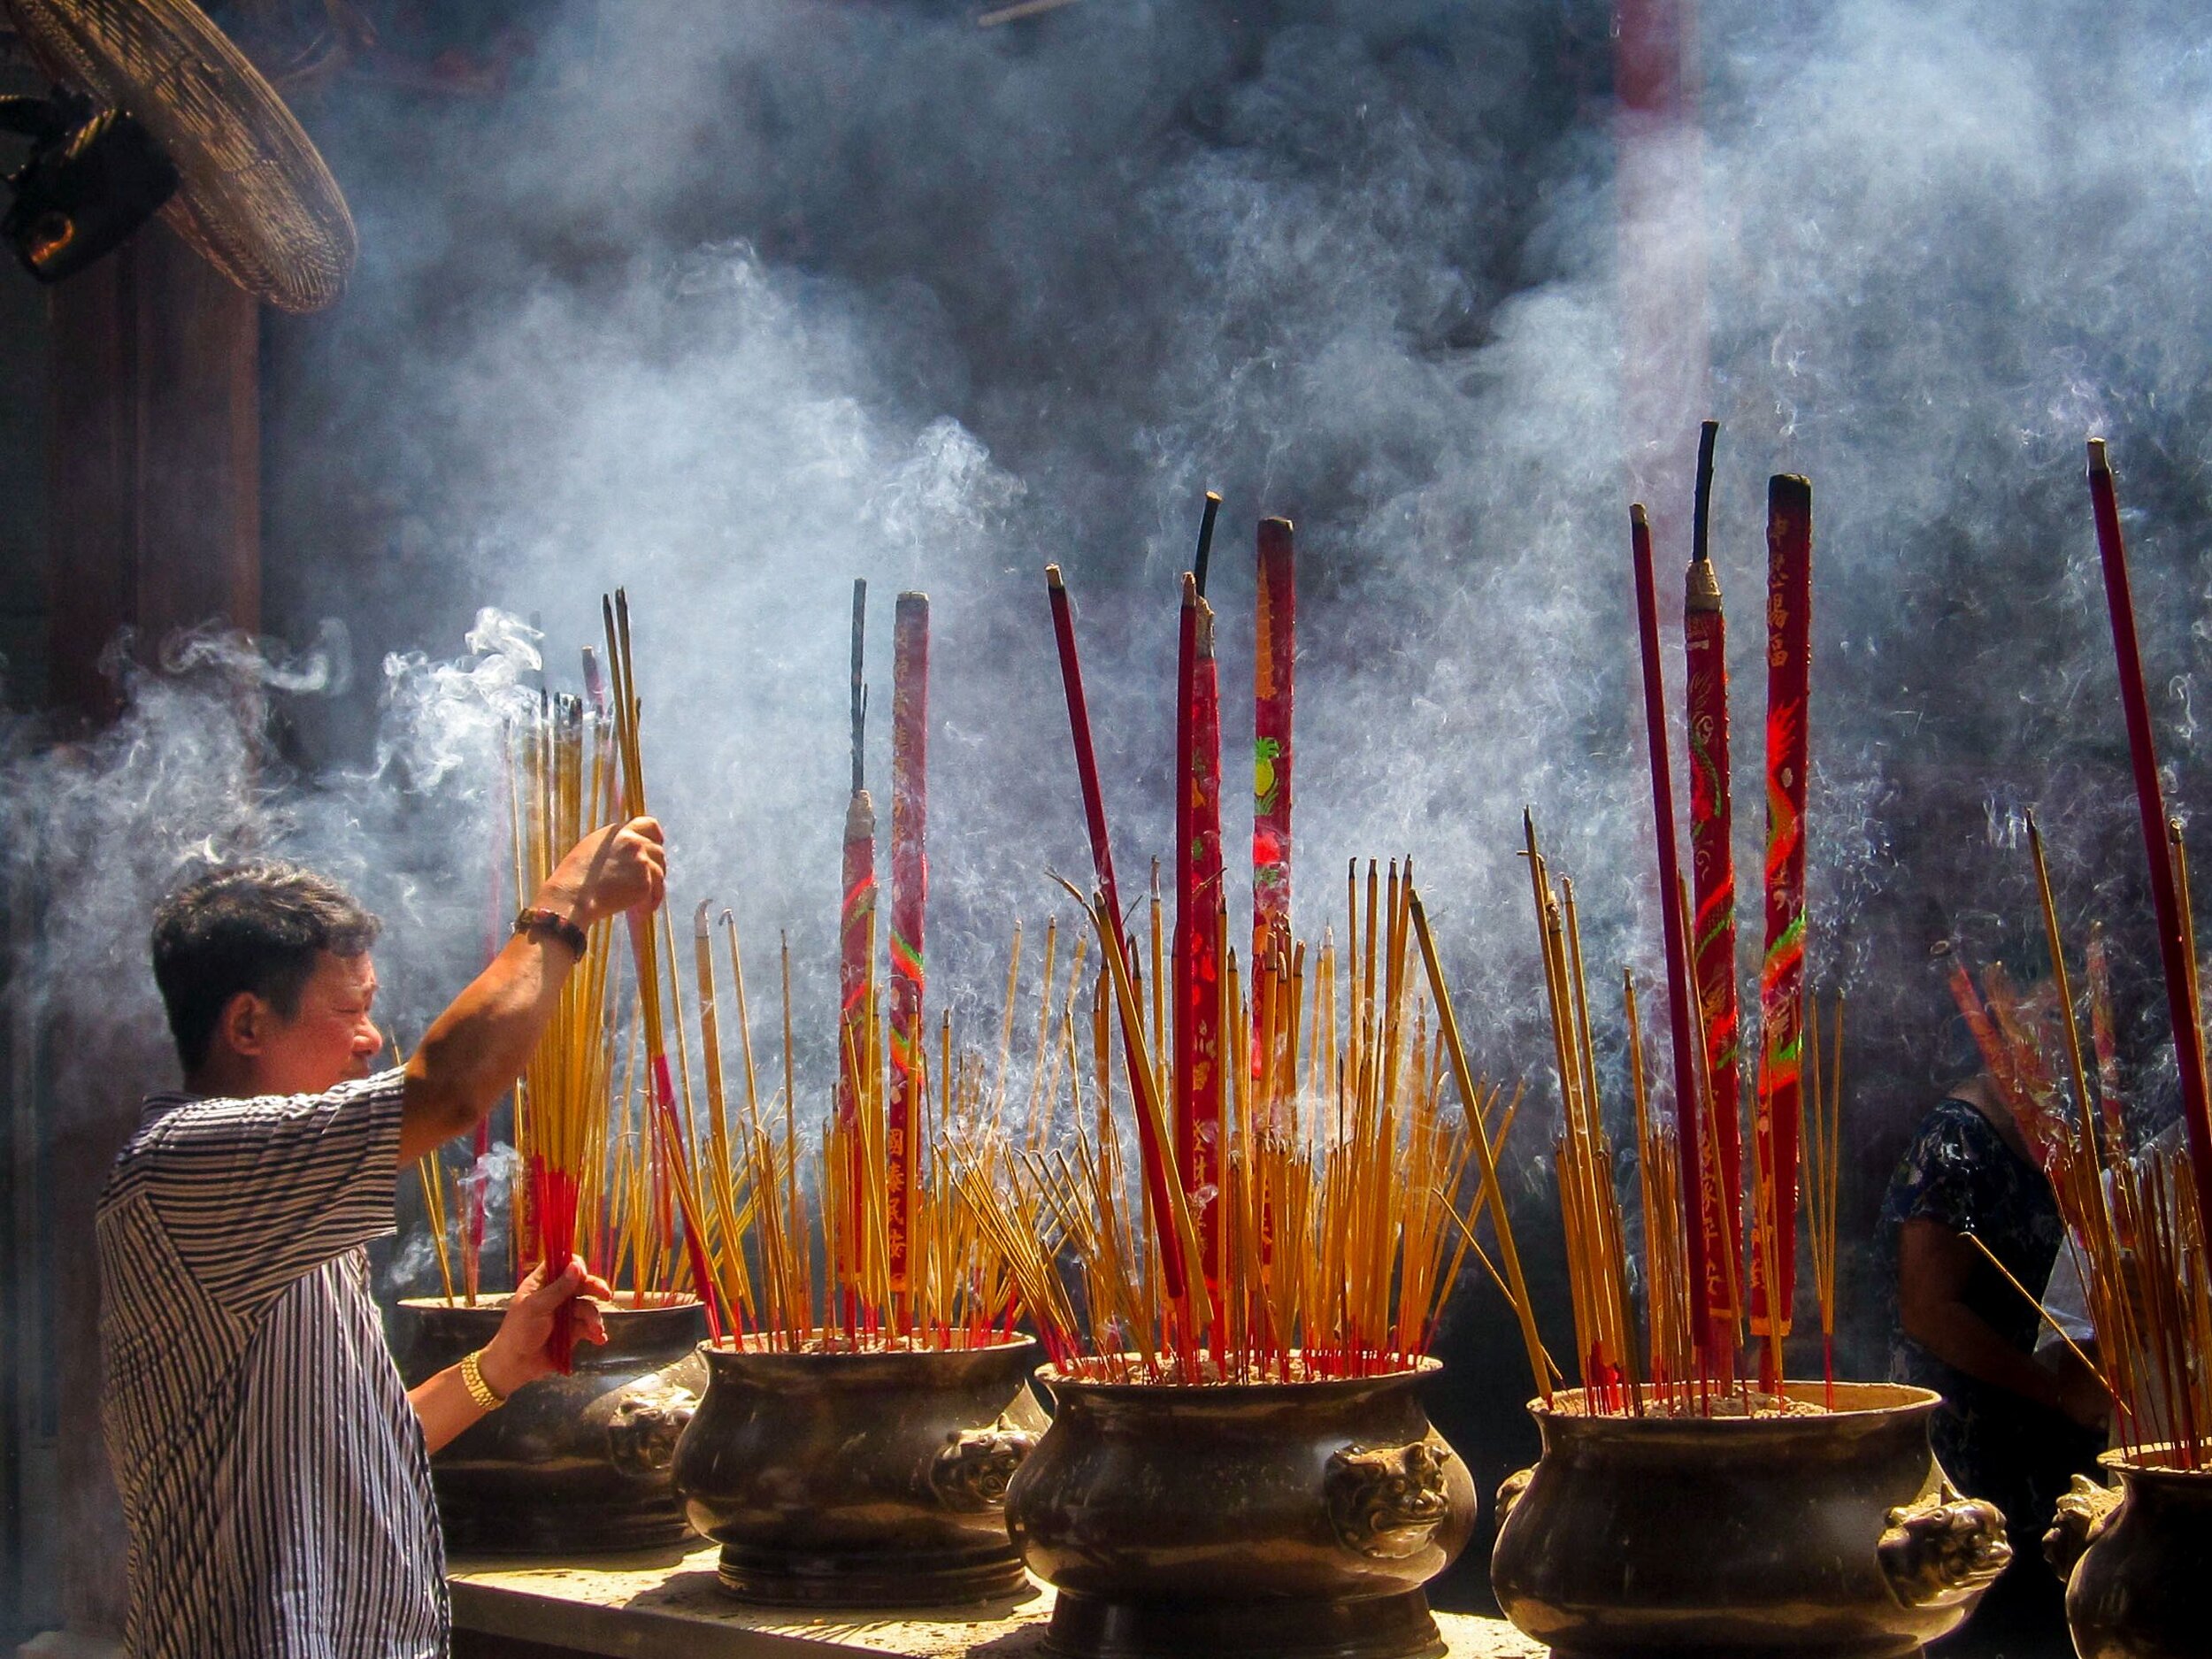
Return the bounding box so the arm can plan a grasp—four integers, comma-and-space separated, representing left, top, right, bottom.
97, 816, 665, 1657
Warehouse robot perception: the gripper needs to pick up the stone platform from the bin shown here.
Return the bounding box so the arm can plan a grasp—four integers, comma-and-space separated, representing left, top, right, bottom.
449, 1542, 1546, 1659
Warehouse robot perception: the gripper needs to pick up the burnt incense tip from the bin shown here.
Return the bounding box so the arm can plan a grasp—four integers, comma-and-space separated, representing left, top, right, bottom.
1193, 493, 1220, 598
695, 899, 712, 938
897, 590, 929, 611
1692, 420, 1718, 569
1631, 502, 1650, 529
1769, 473, 1813, 511
2087, 437, 2112, 476
1045, 563, 1066, 590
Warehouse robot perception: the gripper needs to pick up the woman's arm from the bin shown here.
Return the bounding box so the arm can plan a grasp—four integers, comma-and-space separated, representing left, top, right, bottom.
1897, 1218, 2093, 1421
409, 1259, 613, 1455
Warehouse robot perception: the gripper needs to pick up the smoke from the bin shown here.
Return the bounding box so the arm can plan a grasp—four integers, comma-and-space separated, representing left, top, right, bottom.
18, 4, 2212, 1571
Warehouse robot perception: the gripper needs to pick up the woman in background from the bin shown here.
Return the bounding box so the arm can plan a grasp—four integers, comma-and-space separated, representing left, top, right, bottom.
1875, 962, 2107, 1652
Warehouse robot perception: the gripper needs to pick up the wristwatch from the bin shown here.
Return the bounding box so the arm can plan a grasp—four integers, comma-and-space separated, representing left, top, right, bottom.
514, 906, 588, 958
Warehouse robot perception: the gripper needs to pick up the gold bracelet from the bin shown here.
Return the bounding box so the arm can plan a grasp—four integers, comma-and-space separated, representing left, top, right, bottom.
460, 1348, 508, 1412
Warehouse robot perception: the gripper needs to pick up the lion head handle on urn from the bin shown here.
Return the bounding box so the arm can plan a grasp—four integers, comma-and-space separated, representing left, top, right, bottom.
1325, 1440, 1458, 1561
1878, 1483, 2011, 1608
928, 1420, 1038, 1513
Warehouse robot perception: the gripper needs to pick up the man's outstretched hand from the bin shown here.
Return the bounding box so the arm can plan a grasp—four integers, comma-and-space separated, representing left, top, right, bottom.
538, 817, 666, 932
479, 1259, 615, 1399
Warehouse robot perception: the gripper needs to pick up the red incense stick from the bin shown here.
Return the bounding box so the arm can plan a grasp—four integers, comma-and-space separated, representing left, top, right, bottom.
1045, 565, 1191, 1302
887, 593, 929, 1308
1175, 573, 1225, 1279
1631, 503, 1726, 1376
838, 580, 876, 1329
2085, 439, 2212, 1231
1681, 423, 1745, 1350
1255, 516, 1296, 963
1749, 474, 1812, 1387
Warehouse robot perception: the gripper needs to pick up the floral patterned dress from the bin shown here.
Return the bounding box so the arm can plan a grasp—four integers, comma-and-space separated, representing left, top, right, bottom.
1873, 1096, 2099, 1541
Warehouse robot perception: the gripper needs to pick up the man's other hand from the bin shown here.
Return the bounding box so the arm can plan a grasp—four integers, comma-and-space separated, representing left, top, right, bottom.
537, 817, 665, 932
479, 1259, 615, 1398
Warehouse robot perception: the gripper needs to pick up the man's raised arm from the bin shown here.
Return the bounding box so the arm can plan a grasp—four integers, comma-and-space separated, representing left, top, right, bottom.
398, 817, 664, 1164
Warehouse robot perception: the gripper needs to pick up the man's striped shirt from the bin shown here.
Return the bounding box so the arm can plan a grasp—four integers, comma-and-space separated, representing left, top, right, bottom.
97, 1069, 448, 1657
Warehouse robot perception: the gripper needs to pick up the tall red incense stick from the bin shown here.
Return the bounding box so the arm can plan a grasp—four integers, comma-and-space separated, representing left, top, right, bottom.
838, 580, 876, 1329
887, 593, 929, 1309
2085, 440, 2212, 1230
1631, 503, 1727, 1376
1045, 565, 1191, 1302
1750, 474, 1812, 1387
1255, 516, 1296, 963
1175, 572, 1225, 1278
1681, 422, 1745, 1357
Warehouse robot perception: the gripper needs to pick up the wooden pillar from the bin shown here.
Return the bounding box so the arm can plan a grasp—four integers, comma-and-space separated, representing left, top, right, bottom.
47, 219, 259, 724
38, 219, 259, 1642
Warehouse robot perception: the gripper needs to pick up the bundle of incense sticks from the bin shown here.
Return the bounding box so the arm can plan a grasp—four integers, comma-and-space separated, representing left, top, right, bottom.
1932, 442, 2212, 1467
608, 579, 1028, 1354
506, 682, 626, 1366
966, 868, 1545, 1388
2084, 440, 2212, 1250
599, 591, 731, 1340
1627, 438, 1824, 1396
1523, 813, 1846, 1416
411, 645, 709, 1318
1046, 564, 1190, 1312
1038, 534, 1543, 1386
1946, 814, 2211, 1465
669, 902, 1033, 1353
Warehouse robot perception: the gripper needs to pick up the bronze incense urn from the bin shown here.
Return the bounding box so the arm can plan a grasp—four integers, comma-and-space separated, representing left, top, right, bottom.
395, 1295, 707, 1555
1489, 1381, 2010, 1657
671, 1334, 1043, 1607
1004, 1359, 1478, 1659
2044, 1447, 2212, 1659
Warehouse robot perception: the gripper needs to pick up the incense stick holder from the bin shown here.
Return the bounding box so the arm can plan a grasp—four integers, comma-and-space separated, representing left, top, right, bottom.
1489, 1382, 2008, 1657
672, 1335, 1043, 1607
396, 1295, 707, 1555
2044, 1447, 2212, 1659
1006, 1360, 1476, 1659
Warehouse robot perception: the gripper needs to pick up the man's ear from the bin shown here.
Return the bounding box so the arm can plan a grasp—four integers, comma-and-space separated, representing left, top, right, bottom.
216, 990, 270, 1058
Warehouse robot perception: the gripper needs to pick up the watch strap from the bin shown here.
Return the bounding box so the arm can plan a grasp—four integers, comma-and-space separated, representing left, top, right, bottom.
514, 906, 588, 957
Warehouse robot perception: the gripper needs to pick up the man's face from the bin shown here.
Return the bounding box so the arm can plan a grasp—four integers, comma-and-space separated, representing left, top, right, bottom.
229, 949, 385, 1097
